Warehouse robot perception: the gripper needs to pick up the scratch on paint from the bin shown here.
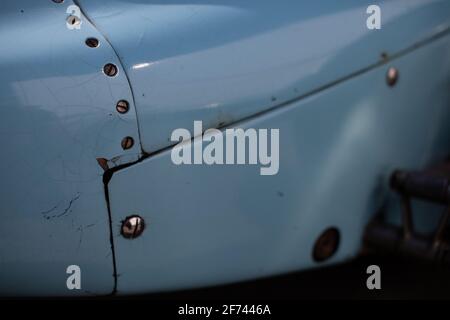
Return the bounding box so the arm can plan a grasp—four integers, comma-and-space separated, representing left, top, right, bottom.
40, 193, 81, 220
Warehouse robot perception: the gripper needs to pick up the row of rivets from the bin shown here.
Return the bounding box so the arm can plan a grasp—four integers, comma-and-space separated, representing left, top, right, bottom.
52, 0, 134, 151
52, 0, 141, 239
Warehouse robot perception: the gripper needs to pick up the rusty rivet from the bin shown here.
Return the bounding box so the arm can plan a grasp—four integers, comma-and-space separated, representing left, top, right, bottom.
121, 136, 134, 150
103, 63, 118, 77
96, 158, 109, 171
312, 227, 340, 262
85, 37, 99, 48
116, 100, 130, 114
386, 67, 399, 87
121, 215, 145, 239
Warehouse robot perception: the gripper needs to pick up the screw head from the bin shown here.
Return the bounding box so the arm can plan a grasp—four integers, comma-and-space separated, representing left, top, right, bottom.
103, 63, 118, 77
85, 37, 99, 48
312, 227, 340, 262
121, 136, 134, 150
121, 215, 145, 239
386, 67, 399, 87
66, 15, 81, 27
116, 100, 130, 114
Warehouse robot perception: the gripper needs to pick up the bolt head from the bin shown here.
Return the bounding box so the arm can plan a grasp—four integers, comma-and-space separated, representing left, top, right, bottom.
116, 100, 130, 114
121, 215, 145, 239
103, 63, 118, 77
121, 136, 134, 150
312, 227, 340, 262
386, 67, 399, 87
66, 15, 81, 27
86, 37, 99, 48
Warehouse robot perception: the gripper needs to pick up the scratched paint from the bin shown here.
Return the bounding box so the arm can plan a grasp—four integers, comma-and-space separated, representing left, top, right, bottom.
108, 33, 450, 294
78, 0, 450, 153
0, 0, 141, 295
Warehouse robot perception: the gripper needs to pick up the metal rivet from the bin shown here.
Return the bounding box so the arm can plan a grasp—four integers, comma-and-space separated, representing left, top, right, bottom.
116, 100, 130, 114
66, 15, 81, 27
103, 63, 118, 77
386, 67, 399, 87
121, 136, 134, 150
52, 0, 64, 3
121, 215, 145, 239
85, 37, 99, 48
312, 227, 340, 262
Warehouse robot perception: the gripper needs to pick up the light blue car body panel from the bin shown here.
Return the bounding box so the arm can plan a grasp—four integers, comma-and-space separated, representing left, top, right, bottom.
107, 33, 450, 293
0, 0, 141, 295
0, 0, 450, 296
78, 0, 450, 153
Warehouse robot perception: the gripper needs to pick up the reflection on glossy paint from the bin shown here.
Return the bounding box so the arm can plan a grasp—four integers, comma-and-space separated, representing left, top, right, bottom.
77, 0, 450, 153
132, 62, 156, 70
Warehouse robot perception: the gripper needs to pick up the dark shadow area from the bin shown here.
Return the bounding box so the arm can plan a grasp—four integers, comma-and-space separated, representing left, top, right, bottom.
125, 254, 450, 300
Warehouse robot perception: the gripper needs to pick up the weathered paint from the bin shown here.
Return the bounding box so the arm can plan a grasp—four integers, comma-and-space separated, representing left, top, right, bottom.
1, 0, 450, 296
107, 34, 450, 294
78, 0, 450, 153
0, 0, 141, 295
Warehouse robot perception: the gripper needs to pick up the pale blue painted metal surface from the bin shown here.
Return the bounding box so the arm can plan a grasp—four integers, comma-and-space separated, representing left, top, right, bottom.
78, 0, 450, 153
1, 0, 450, 296
107, 34, 450, 294
0, 0, 141, 295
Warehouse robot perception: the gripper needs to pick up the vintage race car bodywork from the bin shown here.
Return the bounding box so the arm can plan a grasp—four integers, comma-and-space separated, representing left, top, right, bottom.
1, 0, 450, 296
